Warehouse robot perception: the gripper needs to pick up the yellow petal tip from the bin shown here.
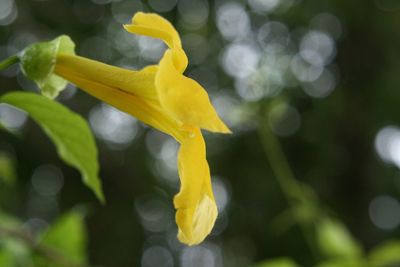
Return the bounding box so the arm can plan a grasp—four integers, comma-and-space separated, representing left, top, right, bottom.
176, 194, 218, 246
206, 119, 232, 134
219, 124, 232, 134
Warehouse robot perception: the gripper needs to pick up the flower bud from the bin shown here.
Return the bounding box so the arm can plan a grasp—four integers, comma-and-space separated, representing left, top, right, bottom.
20, 35, 75, 98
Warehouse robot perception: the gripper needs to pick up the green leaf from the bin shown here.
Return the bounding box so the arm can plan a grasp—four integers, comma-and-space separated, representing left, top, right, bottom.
369, 240, 400, 266
0, 151, 17, 186
0, 92, 104, 202
39, 211, 87, 265
253, 258, 299, 267
317, 217, 363, 259
20, 35, 75, 98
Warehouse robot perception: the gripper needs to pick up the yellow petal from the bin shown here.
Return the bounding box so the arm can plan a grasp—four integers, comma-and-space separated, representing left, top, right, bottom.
174, 127, 218, 245
124, 12, 181, 49
56, 54, 159, 101
124, 12, 188, 73
176, 194, 218, 246
54, 63, 184, 141
123, 12, 231, 133
156, 50, 231, 134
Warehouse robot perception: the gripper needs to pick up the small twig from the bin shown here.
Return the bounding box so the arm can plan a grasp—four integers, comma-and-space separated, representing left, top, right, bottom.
0, 225, 90, 267
0, 55, 19, 71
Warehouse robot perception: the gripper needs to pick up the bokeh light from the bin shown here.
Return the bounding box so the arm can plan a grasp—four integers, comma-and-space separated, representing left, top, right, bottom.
141, 246, 174, 267
89, 103, 140, 150
148, 0, 178, 13
248, 0, 282, 14
0, 103, 28, 131
31, 165, 64, 197
111, 0, 144, 24
374, 126, 400, 168
222, 43, 260, 79
268, 103, 301, 136
257, 21, 290, 54
299, 30, 335, 67
177, 0, 209, 28
180, 243, 222, 267
0, 0, 17, 26
216, 3, 250, 41
369, 195, 400, 230
135, 195, 173, 233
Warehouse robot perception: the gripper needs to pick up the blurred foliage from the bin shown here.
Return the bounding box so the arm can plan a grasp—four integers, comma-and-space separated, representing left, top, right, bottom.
1, 0, 400, 266
369, 240, 400, 266
316, 217, 363, 259
35, 211, 87, 267
0, 151, 17, 186
253, 258, 298, 267
0, 210, 87, 267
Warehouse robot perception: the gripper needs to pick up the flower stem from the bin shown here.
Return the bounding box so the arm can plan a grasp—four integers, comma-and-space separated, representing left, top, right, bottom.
0, 55, 19, 71
258, 117, 319, 260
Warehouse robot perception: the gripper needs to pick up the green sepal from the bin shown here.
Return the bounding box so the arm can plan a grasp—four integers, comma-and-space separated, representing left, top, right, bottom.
19, 35, 75, 99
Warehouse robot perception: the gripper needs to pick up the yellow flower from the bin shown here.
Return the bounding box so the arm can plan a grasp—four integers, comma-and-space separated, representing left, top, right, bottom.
53, 12, 231, 245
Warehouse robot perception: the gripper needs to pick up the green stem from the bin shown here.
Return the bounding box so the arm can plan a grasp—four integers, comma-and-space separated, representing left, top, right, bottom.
0, 55, 19, 70
258, 117, 319, 260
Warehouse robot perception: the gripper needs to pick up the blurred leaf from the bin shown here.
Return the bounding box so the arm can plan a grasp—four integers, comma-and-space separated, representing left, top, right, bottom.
0, 151, 17, 186
0, 250, 16, 267
0, 211, 32, 267
0, 209, 21, 227
0, 239, 33, 267
316, 258, 368, 267
0, 92, 104, 202
271, 209, 297, 234
293, 200, 318, 224
317, 217, 363, 259
253, 258, 299, 267
39, 211, 87, 266
369, 240, 400, 266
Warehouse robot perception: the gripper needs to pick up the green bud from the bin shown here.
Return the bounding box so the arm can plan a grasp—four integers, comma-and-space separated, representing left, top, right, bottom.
20, 35, 75, 99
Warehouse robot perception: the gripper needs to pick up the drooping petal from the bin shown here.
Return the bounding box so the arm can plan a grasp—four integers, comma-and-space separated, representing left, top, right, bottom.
56, 54, 159, 101
174, 127, 218, 245
54, 63, 184, 141
156, 50, 231, 133
124, 12, 188, 73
